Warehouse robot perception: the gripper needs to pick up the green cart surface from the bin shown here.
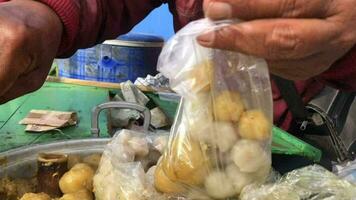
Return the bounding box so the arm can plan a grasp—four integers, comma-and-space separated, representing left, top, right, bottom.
0, 82, 110, 152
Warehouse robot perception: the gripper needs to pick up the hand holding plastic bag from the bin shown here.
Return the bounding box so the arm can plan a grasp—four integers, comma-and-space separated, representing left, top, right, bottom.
155, 19, 273, 199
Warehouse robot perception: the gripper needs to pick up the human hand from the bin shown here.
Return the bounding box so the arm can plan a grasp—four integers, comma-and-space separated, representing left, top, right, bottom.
0, 0, 62, 104
198, 0, 356, 80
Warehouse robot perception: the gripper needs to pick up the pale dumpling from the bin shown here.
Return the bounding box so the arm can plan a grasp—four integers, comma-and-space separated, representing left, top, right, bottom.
59, 190, 93, 200
213, 91, 245, 122
154, 162, 186, 194
237, 110, 271, 140
128, 137, 149, 157
20, 193, 51, 200
230, 139, 271, 173
59, 163, 94, 194
204, 170, 235, 199
226, 164, 255, 194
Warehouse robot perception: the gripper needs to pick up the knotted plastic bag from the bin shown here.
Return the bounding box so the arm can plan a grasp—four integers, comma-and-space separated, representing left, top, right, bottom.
155, 19, 274, 199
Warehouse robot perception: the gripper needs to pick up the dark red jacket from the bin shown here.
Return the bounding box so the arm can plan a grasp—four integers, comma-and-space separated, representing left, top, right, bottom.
3, 0, 356, 129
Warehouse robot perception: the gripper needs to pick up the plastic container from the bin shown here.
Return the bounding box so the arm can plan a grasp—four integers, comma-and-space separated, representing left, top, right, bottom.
57, 33, 164, 83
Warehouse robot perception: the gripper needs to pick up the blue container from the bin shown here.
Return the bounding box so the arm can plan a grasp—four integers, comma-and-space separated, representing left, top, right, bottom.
57, 33, 164, 83
103, 33, 164, 82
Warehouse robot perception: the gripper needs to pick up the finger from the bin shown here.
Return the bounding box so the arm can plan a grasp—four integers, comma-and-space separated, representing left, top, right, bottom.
0, 66, 49, 104
197, 19, 340, 60
204, 0, 331, 20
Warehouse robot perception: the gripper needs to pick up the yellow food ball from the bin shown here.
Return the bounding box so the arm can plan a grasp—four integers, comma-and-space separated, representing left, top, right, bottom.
154, 162, 186, 194
237, 110, 271, 140
161, 133, 210, 186
59, 163, 94, 194
189, 60, 214, 93
213, 91, 245, 122
82, 154, 102, 170
67, 155, 82, 169
20, 193, 51, 200
59, 190, 93, 200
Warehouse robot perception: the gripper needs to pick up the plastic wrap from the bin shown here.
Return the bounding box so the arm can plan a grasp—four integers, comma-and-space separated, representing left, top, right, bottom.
240, 165, 356, 200
93, 129, 169, 200
155, 19, 273, 199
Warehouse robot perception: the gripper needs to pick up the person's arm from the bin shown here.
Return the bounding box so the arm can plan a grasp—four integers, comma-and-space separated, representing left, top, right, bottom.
38, 0, 162, 57
0, 0, 162, 104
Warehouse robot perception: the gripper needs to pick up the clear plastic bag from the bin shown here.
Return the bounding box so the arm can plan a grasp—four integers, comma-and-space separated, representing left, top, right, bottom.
155, 19, 273, 199
93, 129, 170, 200
240, 165, 356, 200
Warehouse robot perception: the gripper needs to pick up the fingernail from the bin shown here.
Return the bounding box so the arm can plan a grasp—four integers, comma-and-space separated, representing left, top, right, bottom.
197, 31, 215, 46
206, 2, 232, 19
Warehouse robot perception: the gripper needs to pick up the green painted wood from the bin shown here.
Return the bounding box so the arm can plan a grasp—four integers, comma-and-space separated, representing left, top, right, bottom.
0, 82, 111, 152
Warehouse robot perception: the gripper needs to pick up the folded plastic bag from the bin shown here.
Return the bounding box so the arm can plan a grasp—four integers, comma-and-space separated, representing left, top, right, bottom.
93, 129, 170, 200
155, 19, 273, 199
240, 165, 356, 200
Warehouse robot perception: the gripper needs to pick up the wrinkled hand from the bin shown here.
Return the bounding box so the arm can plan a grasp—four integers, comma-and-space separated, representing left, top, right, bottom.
0, 0, 62, 104
198, 0, 356, 80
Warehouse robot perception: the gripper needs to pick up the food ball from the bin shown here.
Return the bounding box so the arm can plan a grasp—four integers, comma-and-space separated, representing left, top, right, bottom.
189, 60, 214, 93
226, 164, 255, 194
154, 162, 186, 194
59, 190, 93, 200
67, 155, 82, 169
204, 170, 235, 199
128, 137, 149, 157
162, 135, 210, 186
213, 91, 245, 122
185, 93, 214, 137
59, 163, 95, 194
237, 110, 271, 140
192, 122, 238, 153
83, 154, 102, 170
230, 140, 271, 173
20, 193, 51, 200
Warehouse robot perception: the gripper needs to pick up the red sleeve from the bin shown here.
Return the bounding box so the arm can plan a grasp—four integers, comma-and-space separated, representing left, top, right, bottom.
317, 46, 356, 92
37, 0, 162, 57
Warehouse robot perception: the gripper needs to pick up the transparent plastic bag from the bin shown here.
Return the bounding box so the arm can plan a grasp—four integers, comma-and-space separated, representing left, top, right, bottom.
155, 19, 273, 199
240, 165, 356, 200
93, 129, 170, 200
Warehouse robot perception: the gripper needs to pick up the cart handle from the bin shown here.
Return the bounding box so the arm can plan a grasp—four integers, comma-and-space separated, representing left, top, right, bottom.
91, 102, 151, 137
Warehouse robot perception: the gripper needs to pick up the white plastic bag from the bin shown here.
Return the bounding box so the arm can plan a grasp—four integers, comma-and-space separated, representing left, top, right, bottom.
240, 165, 356, 200
155, 19, 273, 199
93, 129, 169, 200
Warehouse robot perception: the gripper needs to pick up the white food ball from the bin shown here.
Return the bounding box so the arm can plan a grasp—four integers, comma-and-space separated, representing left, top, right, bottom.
213, 122, 238, 152
204, 170, 236, 199
226, 164, 255, 194
128, 137, 149, 157
230, 140, 271, 173
191, 122, 237, 153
